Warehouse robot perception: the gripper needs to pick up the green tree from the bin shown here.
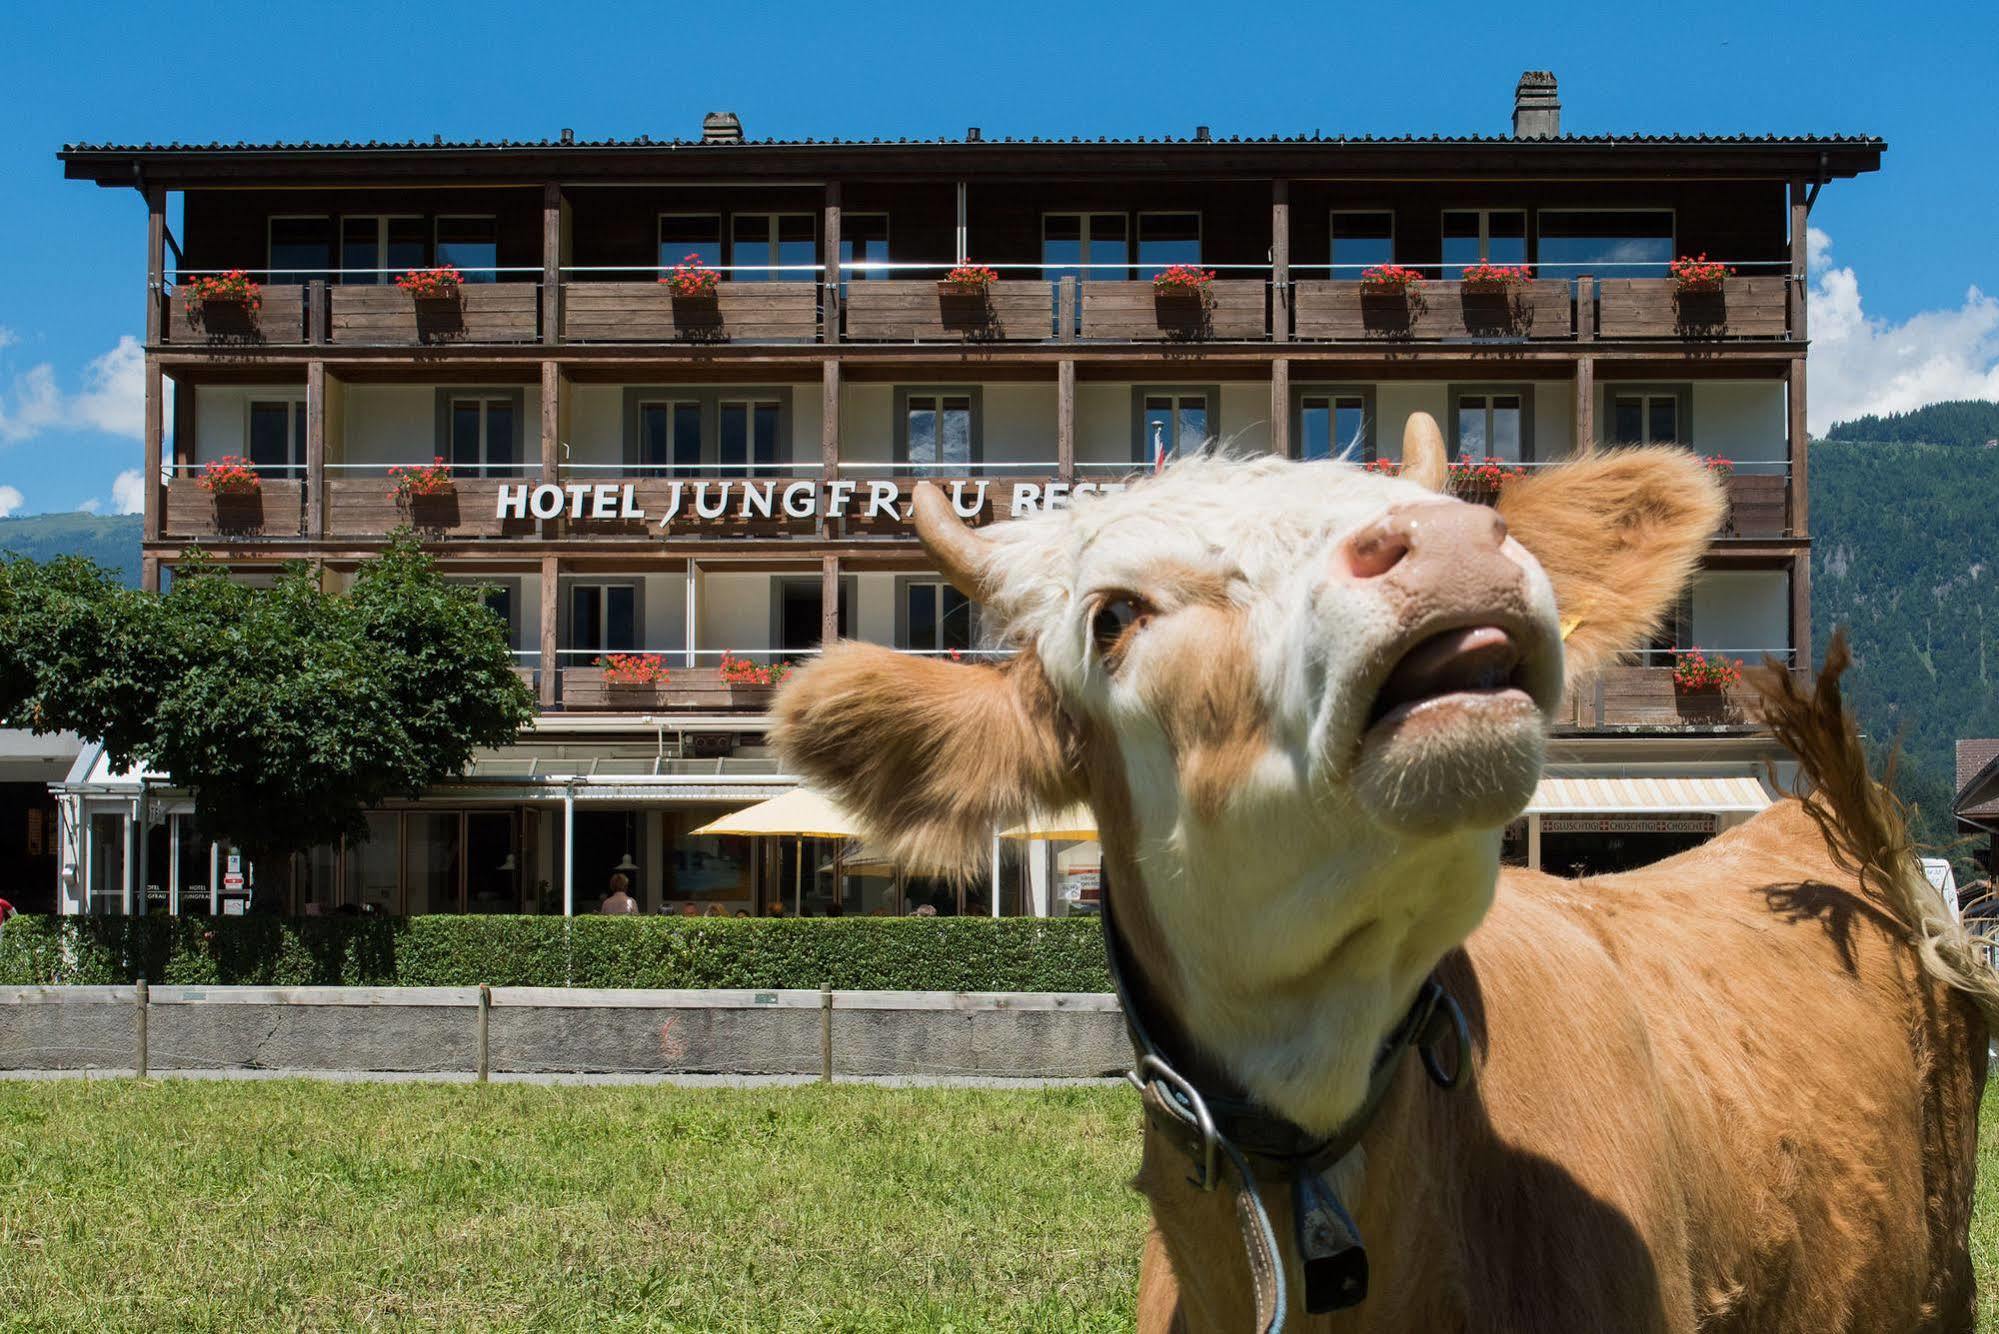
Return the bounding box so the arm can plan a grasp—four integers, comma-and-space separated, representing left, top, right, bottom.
0, 533, 535, 866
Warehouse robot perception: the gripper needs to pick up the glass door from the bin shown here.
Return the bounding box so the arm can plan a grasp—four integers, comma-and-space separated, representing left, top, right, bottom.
1043, 213, 1129, 331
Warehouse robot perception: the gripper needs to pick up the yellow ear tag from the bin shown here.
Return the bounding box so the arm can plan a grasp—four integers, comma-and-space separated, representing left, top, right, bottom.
1559, 616, 1582, 642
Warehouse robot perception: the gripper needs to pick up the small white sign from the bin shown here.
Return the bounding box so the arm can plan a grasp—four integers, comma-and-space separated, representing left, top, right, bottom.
223, 872, 245, 891
227, 854, 242, 875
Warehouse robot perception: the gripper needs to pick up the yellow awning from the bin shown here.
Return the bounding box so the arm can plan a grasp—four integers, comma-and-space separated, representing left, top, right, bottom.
1527, 775, 1776, 815
1000, 805, 1100, 841
687, 788, 865, 839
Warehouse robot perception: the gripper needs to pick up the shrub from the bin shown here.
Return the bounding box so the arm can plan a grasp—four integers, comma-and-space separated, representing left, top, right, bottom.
0, 914, 1113, 992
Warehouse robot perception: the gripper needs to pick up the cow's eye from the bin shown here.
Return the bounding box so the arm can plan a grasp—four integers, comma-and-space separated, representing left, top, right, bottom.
1091, 596, 1149, 661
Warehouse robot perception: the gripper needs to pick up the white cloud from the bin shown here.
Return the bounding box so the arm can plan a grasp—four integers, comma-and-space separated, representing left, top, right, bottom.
0, 485, 22, 517
0, 334, 147, 445
0, 327, 18, 349
77, 498, 102, 515
109, 468, 146, 515
1806, 228, 1999, 434
68, 336, 145, 439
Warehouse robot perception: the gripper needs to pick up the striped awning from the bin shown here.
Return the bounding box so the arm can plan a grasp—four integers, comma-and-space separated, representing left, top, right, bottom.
1527, 775, 1776, 815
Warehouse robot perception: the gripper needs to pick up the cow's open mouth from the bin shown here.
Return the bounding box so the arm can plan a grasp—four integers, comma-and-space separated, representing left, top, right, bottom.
1363, 624, 1534, 733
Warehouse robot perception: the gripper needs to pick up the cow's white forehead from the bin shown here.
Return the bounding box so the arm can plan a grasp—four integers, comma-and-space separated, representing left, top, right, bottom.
978, 455, 1422, 627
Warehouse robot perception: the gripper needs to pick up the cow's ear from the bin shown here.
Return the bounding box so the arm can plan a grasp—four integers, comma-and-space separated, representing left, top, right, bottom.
773, 643, 1082, 874
1496, 448, 1727, 681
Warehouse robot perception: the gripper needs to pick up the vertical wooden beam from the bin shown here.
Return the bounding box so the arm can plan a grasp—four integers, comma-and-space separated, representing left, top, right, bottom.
144, 185, 166, 346
541, 183, 563, 346
305, 362, 326, 538
1789, 179, 1810, 343
1056, 359, 1076, 483
1057, 278, 1077, 342
820, 360, 840, 475
1575, 274, 1595, 341
539, 554, 560, 708
822, 182, 842, 344
540, 361, 562, 478
820, 554, 840, 647
1788, 357, 1809, 536
141, 354, 164, 542
1791, 552, 1813, 670
1270, 179, 1290, 344
1269, 357, 1290, 458
1574, 355, 1595, 455
140, 556, 160, 594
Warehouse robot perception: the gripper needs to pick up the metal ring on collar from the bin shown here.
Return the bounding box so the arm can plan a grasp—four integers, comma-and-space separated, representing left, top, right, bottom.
1135, 1052, 1222, 1192
1420, 989, 1472, 1090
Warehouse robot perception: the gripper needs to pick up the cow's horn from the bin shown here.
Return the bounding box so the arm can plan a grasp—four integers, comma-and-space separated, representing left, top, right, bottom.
1402, 412, 1447, 492
911, 481, 998, 603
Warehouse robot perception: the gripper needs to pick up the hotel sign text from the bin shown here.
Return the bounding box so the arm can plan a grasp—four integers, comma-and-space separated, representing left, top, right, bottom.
494, 480, 1129, 527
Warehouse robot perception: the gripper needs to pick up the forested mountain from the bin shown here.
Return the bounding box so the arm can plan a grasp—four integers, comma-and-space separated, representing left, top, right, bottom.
1810, 440, 1999, 862
1823, 400, 1999, 448
0, 513, 142, 587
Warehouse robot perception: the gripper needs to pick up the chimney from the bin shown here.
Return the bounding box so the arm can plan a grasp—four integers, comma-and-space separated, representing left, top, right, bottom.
702, 111, 743, 144
1512, 71, 1560, 139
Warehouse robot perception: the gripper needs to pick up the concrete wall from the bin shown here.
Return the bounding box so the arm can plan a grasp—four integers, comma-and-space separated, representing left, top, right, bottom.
0, 986, 1129, 1079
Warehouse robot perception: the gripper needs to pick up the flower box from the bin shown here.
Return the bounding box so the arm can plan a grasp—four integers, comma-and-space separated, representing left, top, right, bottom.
1151, 264, 1215, 298
387, 458, 456, 500
1671, 649, 1745, 693
183, 270, 263, 314
939, 265, 999, 299
1458, 262, 1532, 292
1359, 264, 1424, 295
598, 653, 672, 689
660, 252, 722, 300
196, 456, 262, 497
1670, 254, 1735, 296
396, 267, 463, 301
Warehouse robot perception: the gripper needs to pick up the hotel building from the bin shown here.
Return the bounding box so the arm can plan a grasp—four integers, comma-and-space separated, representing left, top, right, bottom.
48, 73, 1882, 918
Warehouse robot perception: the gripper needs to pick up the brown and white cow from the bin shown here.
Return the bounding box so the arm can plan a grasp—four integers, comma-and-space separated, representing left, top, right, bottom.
774, 415, 1994, 1332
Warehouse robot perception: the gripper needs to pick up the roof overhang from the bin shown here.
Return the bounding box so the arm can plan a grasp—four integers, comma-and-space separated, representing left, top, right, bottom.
58, 137, 1887, 190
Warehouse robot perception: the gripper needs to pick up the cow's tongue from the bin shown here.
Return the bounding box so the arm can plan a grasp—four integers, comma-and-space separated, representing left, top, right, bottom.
1369, 626, 1521, 725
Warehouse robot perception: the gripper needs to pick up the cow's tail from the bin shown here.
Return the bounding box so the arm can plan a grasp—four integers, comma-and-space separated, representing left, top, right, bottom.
1757, 630, 1999, 1026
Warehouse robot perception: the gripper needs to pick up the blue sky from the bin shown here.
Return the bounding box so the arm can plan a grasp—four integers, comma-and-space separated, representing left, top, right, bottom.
2, 0, 1995, 516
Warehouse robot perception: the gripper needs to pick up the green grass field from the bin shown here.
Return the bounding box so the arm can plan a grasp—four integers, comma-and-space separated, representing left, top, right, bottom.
1, 1078, 1997, 1332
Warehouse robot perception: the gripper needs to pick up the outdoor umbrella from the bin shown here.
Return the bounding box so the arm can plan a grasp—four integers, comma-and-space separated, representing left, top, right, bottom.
689, 789, 866, 914
998, 805, 1099, 841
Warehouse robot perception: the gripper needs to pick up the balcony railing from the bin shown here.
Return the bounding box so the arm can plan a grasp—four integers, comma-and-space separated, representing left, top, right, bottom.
157, 261, 1800, 349
157, 453, 1794, 543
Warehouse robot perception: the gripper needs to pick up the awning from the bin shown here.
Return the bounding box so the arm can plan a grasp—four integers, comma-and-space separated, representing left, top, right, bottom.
687, 787, 864, 839
1527, 775, 1776, 815
1000, 805, 1099, 841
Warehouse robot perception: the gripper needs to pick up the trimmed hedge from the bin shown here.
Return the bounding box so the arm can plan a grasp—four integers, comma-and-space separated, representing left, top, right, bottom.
0, 914, 1111, 993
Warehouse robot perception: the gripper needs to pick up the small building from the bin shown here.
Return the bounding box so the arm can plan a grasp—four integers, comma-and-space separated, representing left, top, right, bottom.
0, 730, 81, 915
1956, 739, 1999, 881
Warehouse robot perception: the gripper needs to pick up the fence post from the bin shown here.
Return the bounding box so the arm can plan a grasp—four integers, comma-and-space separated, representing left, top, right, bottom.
820, 988, 834, 1084
477, 984, 491, 1083
134, 978, 149, 1079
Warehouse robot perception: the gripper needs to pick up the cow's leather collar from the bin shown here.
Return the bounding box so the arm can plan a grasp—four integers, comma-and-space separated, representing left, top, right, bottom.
1101, 890, 1468, 1332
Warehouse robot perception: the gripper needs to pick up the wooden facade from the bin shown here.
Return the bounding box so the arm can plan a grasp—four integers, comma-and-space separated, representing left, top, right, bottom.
75, 128, 1879, 729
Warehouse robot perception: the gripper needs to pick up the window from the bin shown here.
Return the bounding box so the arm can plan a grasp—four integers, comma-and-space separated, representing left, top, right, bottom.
1449, 387, 1533, 462
899, 578, 975, 654
719, 398, 783, 475
246, 399, 306, 475
773, 577, 851, 653
1331, 212, 1395, 274
435, 216, 498, 281
895, 388, 980, 471
659, 214, 723, 273
635, 400, 704, 476
732, 213, 815, 281
1295, 388, 1376, 461
622, 388, 794, 477
839, 213, 890, 285
1042, 213, 1129, 282
1537, 210, 1673, 282
340, 215, 426, 284
267, 216, 333, 285
445, 577, 521, 650
1137, 213, 1201, 280
439, 391, 523, 478
1133, 387, 1217, 463
568, 582, 640, 656
1606, 385, 1690, 445
1441, 210, 1527, 278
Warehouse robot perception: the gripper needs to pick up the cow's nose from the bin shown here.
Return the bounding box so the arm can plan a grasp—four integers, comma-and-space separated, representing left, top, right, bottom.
1338, 500, 1509, 582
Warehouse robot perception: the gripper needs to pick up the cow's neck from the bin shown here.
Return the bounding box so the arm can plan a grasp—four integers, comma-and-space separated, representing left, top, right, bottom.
1124, 829, 1497, 1138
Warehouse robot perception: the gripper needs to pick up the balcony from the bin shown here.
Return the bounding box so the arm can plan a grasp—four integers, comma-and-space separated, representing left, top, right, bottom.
156, 267, 1800, 349
1556, 653, 1799, 732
